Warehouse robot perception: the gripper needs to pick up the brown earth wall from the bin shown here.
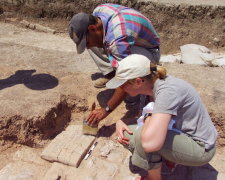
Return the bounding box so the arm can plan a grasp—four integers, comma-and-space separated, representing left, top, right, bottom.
0, 0, 225, 53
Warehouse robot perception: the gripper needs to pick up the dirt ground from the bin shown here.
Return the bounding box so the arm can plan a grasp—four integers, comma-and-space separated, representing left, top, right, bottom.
0, 1, 225, 179
1, 0, 225, 54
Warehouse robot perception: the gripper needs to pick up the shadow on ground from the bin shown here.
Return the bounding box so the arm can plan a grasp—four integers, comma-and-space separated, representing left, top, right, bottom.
96, 89, 141, 138
129, 159, 218, 180
96, 89, 115, 107
0, 69, 58, 90
161, 163, 218, 180
91, 72, 104, 81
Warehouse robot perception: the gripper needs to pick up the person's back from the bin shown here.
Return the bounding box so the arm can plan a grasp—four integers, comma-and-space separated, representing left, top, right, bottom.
93, 3, 160, 62
152, 75, 218, 150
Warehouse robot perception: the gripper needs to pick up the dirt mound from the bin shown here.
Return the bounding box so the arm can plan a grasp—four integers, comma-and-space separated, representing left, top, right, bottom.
0, 72, 92, 147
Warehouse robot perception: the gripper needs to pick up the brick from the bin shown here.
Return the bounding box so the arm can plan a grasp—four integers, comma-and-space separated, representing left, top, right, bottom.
41, 125, 95, 168
68, 151, 82, 167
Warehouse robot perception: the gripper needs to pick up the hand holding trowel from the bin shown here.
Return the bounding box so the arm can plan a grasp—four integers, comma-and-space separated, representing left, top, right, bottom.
83, 102, 99, 136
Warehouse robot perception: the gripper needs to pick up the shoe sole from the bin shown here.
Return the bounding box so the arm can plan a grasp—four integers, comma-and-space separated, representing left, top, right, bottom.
94, 84, 106, 88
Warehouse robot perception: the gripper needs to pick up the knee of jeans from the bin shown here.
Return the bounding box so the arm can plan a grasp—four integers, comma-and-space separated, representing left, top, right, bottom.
124, 125, 140, 152
134, 127, 143, 148
123, 130, 134, 151
131, 150, 162, 171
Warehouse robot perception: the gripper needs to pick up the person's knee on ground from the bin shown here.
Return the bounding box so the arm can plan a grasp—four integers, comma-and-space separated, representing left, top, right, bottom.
124, 125, 162, 174
123, 124, 137, 152
158, 130, 216, 167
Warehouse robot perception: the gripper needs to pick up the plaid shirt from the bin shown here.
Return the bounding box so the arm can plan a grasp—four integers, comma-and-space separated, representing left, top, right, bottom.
93, 3, 160, 68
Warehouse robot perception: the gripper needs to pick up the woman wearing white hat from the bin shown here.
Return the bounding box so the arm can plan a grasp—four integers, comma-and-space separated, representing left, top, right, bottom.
106, 54, 218, 180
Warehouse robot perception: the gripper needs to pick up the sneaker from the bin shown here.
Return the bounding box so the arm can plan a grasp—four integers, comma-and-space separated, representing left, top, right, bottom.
94, 77, 111, 88
94, 71, 115, 88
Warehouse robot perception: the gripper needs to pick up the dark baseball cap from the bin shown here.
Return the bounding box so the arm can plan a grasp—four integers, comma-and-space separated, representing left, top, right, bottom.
69, 13, 89, 54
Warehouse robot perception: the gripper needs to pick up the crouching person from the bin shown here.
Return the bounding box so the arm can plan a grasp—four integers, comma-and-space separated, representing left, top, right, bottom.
106, 54, 218, 180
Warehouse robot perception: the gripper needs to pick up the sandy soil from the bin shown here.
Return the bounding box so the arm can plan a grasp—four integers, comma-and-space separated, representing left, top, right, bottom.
0, 2, 225, 178
1, 0, 225, 54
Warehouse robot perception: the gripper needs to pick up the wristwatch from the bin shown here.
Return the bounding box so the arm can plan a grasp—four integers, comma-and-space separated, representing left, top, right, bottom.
105, 105, 113, 113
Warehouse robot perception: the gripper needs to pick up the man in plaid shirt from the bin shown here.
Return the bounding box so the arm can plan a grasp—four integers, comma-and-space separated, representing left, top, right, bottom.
69, 3, 160, 124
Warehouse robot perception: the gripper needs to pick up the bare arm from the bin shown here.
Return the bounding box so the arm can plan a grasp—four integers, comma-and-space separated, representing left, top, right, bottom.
141, 113, 171, 152
86, 87, 127, 125
107, 87, 126, 110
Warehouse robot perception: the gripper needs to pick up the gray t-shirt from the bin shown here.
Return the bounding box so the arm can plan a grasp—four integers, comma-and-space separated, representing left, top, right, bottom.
152, 76, 218, 150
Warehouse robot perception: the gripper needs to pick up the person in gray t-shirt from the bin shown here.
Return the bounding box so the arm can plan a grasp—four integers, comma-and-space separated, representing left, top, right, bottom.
106, 54, 218, 180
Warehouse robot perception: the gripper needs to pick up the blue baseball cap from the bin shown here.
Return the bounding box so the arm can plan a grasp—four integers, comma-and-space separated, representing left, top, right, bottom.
69, 13, 89, 54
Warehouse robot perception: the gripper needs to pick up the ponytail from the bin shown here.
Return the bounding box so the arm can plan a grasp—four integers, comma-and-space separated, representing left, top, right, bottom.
150, 63, 167, 79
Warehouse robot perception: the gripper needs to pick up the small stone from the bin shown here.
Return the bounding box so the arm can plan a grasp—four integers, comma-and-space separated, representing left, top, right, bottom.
221, 156, 225, 161
99, 140, 116, 157
20, 20, 30, 27
85, 159, 94, 168
213, 37, 220, 43
0, 140, 4, 146
107, 151, 124, 163
5, 18, 17, 22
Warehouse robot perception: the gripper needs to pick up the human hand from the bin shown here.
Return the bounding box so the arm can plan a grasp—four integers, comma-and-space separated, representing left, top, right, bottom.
116, 120, 133, 145
86, 108, 109, 126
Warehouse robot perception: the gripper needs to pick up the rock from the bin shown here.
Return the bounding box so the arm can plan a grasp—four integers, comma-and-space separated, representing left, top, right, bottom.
4, 17, 17, 22
106, 145, 130, 164
42, 162, 70, 180
43, 158, 118, 180
34, 24, 56, 34
212, 55, 225, 67
20, 20, 30, 28
180, 44, 215, 66
20, 20, 56, 33
86, 158, 118, 179
13, 147, 48, 166
107, 150, 124, 163
213, 37, 220, 43
160, 54, 181, 63
0, 162, 47, 180
218, 173, 225, 180
100, 140, 117, 157
0, 12, 13, 17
